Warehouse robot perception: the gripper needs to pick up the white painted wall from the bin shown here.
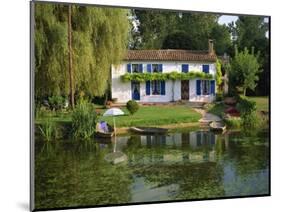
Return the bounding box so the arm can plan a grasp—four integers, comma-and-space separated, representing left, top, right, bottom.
111, 61, 216, 103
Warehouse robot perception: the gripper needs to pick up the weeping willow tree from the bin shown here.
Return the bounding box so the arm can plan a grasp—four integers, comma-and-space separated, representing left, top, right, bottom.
34, 3, 129, 105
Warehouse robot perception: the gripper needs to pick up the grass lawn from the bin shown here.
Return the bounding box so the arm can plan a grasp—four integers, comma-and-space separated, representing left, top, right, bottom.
100, 105, 201, 127
36, 105, 201, 128
247, 96, 269, 111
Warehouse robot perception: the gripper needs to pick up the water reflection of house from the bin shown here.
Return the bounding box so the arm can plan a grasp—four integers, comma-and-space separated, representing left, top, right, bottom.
129, 131, 218, 164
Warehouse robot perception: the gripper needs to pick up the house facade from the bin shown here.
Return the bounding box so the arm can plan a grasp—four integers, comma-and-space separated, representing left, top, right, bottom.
112, 40, 217, 103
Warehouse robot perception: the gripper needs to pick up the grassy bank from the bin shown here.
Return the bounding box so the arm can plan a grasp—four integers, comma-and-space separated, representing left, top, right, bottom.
100, 105, 201, 127
36, 105, 201, 128
247, 96, 269, 111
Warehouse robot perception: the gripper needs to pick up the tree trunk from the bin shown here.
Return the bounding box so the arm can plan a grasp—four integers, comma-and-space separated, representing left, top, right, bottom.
68, 5, 74, 108
243, 88, 247, 96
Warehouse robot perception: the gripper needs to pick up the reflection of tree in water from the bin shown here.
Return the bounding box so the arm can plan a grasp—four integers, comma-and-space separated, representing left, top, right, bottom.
35, 140, 132, 209
132, 162, 225, 199
225, 131, 269, 177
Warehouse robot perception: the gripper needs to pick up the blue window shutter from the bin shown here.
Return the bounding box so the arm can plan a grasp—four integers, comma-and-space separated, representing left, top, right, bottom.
127, 63, 131, 73
196, 80, 201, 95
210, 80, 215, 95
139, 64, 143, 73
147, 64, 152, 73
182, 64, 189, 73
161, 81, 166, 95
158, 64, 163, 72
203, 65, 209, 73
146, 81, 151, 95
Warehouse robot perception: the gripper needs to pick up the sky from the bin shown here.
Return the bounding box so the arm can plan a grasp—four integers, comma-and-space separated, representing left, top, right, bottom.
218, 15, 238, 25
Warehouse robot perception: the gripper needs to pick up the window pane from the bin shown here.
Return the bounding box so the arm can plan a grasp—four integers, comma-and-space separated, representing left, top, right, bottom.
152, 80, 161, 95
201, 80, 210, 95
152, 64, 159, 73
132, 64, 142, 73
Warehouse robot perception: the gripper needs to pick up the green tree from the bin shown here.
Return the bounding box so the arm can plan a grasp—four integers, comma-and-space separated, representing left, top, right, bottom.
230, 16, 269, 95
211, 24, 232, 55
162, 31, 194, 49
34, 3, 129, 104
133, 9, 179, 49
230, 47, 261, 96
177, 13, 218, 50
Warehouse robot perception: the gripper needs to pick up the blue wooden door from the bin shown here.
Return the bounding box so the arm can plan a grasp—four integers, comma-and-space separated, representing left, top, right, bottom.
131, 81, 140, 100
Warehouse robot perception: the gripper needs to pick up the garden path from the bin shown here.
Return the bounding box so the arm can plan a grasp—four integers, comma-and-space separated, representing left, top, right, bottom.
194, 108, 222, 124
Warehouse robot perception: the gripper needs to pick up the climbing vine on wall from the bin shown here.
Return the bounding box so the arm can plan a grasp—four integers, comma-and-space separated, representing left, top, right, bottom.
121, 71, 213, 82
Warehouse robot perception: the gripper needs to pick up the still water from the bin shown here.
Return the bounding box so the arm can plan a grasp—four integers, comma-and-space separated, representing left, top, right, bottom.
35, 129, 269, 209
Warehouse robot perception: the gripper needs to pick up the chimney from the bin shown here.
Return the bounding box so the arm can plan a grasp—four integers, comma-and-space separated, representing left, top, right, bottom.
208, 39, 214, 55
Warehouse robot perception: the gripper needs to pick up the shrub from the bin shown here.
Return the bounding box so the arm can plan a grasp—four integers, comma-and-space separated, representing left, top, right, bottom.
237, 96, 257, 115
237, 96, 259, 129
224, 117, 241, 128
241, 112, 260, 129
126, 100, 139, 115
72, 100, 97, 139
216, 93, 223, 102
48, 95, 67, 111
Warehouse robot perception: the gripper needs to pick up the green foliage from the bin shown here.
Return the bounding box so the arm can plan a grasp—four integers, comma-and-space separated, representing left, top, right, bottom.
48, 95, 66, 110
210, 24, 232, 55
162, 30, 194, 49
235, 17, 268, 50
126, 100, 139, 115
230, 16, 269, 95
215, 59, 223, 88
240, 112, 260, 129
38, 119, 58, 141
237, 96, 257, 115
237, 96, 259, 129
215, 93, 223, 102
72, 100, 97, 139
133, 10, 179, 49
230, 47, 261, 95
35, 3, 129, 99
224, 117, 241, 128
133, 10, 228, 54
121, 71, 213, 82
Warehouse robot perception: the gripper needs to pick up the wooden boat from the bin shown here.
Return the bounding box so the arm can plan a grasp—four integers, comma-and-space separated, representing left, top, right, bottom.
95, 122, 114, 138
130, 127, 168, 134
209, 121, 226, 132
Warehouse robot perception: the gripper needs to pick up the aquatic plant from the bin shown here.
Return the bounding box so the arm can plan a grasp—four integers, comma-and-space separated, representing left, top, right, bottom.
72, 100, 97, 139
38, 119, 57, 142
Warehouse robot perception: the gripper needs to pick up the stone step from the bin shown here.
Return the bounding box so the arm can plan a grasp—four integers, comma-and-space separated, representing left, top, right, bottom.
185, 101, 205, 108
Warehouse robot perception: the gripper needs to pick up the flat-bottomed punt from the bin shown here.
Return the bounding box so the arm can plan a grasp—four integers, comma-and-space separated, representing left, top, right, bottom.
95, 122, 114, 138
209, 121, 226, 132
130, 127, 168, 134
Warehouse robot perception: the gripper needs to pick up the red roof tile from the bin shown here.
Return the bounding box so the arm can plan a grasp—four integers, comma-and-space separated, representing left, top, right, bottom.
125, 49, 216, 62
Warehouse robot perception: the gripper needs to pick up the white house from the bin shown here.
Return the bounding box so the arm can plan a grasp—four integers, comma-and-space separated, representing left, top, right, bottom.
112, 40, 217, 103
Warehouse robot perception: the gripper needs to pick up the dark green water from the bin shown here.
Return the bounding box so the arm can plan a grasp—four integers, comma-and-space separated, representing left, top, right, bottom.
35, 129, 269, 209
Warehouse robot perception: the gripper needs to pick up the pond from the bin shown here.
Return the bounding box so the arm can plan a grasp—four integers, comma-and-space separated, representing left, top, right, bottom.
34, 129, 269, 209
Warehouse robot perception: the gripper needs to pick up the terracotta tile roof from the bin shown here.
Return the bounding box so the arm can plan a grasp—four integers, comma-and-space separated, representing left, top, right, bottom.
125, 49, 217, 62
